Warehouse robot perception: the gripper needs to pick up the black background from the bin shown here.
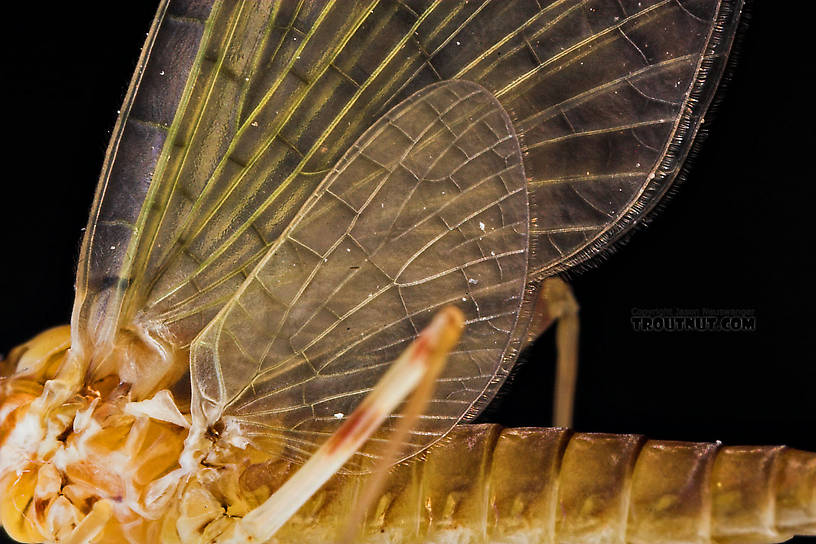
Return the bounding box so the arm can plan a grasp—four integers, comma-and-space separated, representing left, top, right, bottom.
1, 2, 813, 543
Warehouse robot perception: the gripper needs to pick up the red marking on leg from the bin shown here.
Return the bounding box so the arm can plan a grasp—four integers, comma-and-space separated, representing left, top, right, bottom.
411, 307, 457, 366
326, 403, 381, 455
410, 335, 429, 366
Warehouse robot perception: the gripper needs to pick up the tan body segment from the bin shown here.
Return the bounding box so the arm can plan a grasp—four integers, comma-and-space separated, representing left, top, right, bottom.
1, 329, 814, 544
268, 426, 816, 544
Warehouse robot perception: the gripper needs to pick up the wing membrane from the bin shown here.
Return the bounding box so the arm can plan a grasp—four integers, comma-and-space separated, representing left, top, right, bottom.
72, 0, 210, 358
191, 80, 529, 464
73, 1, 744, 439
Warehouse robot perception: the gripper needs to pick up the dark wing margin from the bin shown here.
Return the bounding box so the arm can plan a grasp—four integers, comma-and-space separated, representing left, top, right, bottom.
71, 0, 214, 359
190, 80, 530, 467
514, 0, 746, 276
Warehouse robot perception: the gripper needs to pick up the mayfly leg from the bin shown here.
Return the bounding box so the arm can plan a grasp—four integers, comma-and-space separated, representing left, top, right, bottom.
223, 307, 465, 543
338, 306, 464, 544
527, 277, 580, 428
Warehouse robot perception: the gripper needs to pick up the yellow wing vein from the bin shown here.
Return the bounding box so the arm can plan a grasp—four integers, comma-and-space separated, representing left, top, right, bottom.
142, 1, 378, 299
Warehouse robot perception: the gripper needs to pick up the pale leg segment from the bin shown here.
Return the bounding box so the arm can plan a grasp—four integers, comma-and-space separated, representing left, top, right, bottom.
338, 305, 458, 543
224, 307, 465, 543
527, 278, 580, 428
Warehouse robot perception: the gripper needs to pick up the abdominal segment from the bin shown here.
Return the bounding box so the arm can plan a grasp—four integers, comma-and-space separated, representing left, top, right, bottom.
262, 425, 816, 544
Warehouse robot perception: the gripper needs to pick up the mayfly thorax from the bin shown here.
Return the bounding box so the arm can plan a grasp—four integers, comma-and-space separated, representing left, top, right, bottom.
1, 1, 814, 543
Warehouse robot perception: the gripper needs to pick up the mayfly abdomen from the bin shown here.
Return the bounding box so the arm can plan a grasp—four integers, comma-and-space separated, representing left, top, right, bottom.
262, 425, 816, 543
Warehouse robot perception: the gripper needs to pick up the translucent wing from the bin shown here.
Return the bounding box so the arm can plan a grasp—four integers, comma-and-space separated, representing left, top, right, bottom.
72, 0, 211, 359
72, 1, 743, 439
192, 80, 529, 464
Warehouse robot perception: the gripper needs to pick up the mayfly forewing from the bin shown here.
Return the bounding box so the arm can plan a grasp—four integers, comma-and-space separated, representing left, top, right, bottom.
73, 1, 741, 390
191, 79, 530, 466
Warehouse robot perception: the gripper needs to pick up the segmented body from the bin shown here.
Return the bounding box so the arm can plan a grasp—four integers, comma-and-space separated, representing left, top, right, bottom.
1, 328, 814, 543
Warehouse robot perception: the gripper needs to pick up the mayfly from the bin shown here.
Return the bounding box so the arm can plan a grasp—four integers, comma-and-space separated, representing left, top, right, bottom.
1, 2, 813, 544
